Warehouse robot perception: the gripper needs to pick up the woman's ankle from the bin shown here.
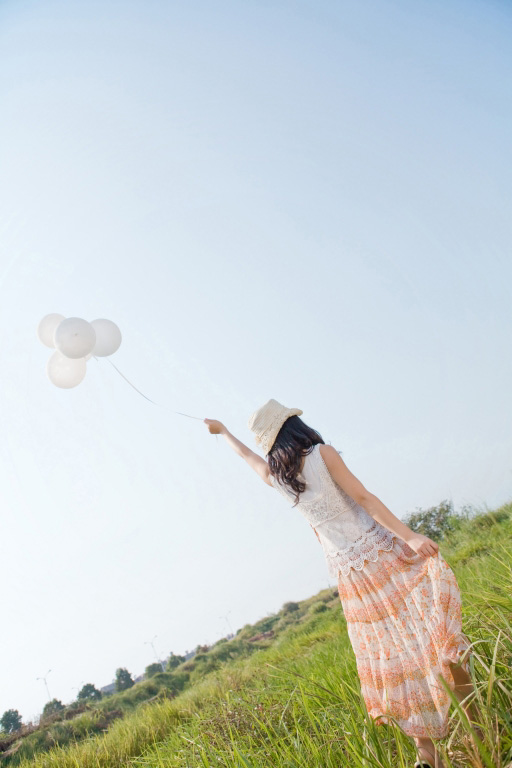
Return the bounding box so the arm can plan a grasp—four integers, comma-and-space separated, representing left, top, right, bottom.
414, 737, 443, 768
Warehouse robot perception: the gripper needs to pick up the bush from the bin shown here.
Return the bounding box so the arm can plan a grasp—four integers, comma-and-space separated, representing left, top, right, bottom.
308, 602, 328, 614
471, 509, 510, 529
150, 672, 189, 694
189, 659, 222, 684
220, 638, 252, 660
77, 683, 102, 702
166, 653, 186, 671
273, 612, 302, 634
195, 644, 209, 654
282, 601, 300, 614
0, 708, 22, 733
42, 700, 65, 719
145, 663, 164, 679
249, 614, 280, 634
115, 668, 134, 692
403, 499, 457, 541
208, 642, 235, 663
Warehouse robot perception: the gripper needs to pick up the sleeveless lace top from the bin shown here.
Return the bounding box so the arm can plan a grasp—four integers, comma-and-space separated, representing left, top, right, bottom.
269, 443, 395, 578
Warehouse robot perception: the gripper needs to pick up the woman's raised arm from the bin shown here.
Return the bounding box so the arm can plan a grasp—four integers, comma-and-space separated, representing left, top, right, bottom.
204, 418, 272, 486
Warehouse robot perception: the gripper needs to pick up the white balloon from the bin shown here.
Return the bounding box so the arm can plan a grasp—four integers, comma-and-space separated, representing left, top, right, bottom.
46, 352, 87, 389
84, 352, 93, 361
91, 318, 122, 357
54, 317, 96, 359
37, 313, 65, 348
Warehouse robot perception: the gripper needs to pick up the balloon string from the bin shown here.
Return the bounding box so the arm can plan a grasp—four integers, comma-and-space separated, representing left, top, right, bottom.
101, 358, 205, 421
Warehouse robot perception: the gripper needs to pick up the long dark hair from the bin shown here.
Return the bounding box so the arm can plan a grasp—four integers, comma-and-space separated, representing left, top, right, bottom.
267, 415, 325, 506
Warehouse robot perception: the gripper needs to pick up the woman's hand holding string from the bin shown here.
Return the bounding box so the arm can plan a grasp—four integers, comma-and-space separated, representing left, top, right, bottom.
204, 418, 227, 435
203, 419, 273, 484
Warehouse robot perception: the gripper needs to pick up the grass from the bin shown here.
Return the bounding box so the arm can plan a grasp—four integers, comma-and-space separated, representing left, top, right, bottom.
7, 500, 512, 767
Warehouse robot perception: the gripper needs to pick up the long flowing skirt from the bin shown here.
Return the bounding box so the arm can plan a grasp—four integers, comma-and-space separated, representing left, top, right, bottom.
337, 537, 470, 738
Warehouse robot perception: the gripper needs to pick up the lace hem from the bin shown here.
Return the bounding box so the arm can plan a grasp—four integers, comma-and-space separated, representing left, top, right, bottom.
325, 527, 396, 578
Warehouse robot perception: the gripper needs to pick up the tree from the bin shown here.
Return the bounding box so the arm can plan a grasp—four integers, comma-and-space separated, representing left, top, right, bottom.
42, 699, 65, 718
115, 667, 134, 692
145, 663, 163, 679
166, 653, 185, 671
0, 709, 22, 734
403, 500, 456, 541
77, 683, 102, 701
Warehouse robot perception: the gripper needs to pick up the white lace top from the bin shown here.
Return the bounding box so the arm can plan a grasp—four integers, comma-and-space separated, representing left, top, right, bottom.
269, 443, 395, 579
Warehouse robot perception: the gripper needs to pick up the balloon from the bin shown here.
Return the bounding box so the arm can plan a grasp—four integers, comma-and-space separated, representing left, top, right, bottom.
37, 313, 65, 348
46, 352, 87, 389
91, 318, 122, 357
54, 317, 96, 359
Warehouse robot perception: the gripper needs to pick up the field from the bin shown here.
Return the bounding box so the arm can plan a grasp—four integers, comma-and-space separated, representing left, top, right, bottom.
5, 501, 512, 768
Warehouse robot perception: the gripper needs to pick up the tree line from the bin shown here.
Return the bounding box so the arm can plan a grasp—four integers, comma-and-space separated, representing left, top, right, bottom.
0, 653, 187, 734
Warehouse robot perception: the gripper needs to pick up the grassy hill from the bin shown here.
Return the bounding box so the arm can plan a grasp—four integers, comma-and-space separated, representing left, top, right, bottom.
3, 500, 512, 768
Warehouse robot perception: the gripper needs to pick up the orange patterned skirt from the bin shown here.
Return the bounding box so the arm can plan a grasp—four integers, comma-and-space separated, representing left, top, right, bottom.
337, 537, 470, 739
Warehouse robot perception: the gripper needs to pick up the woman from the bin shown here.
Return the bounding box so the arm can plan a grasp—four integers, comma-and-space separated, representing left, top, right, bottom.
204, 398, 477, 768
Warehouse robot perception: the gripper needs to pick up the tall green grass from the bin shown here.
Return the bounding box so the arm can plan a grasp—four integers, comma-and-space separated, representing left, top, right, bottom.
13, 502, 512, 768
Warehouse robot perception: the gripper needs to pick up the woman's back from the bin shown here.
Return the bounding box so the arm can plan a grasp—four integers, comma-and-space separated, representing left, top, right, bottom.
269, 443, 395, 577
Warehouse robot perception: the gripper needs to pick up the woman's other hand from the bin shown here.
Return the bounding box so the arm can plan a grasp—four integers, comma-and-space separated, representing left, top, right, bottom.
204, 418, 227, 435
406, 533, 439, 557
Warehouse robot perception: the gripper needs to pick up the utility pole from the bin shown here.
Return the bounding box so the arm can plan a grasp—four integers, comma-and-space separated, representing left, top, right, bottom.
72, 681, 85, 698
219, 611, 233, 636
36, 669, 52, 701
145, 635, 164, 672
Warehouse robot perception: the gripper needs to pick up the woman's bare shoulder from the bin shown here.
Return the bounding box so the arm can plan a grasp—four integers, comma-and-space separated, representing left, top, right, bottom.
318, 443, 342, 461
318, 444, 370, 504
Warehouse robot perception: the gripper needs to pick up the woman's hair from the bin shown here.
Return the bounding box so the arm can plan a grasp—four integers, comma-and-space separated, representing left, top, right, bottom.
267, 415, 325, 506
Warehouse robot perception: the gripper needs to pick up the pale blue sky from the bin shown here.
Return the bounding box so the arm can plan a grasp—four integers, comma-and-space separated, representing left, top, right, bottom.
1, 0, 511, 721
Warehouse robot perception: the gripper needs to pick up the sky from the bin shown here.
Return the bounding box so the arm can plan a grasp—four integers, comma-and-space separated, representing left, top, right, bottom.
1, 0, 511, 722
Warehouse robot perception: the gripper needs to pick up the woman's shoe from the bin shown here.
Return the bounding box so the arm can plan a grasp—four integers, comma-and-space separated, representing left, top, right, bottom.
414, 762, 433, 768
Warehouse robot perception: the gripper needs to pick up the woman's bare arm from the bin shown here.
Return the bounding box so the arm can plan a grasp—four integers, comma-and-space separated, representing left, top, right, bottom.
204, 418, 272, 486
319, 444, 439, 557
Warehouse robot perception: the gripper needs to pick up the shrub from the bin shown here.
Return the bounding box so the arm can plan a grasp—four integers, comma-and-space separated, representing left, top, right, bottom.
208, 642, 236, 663
166, 653, 186, 671
282, 601, 300, 613
77, 683, 102, 702
145, 663, 164, 679
308, 602, 328, 614
471, 509, 510, 529
0, 708, 22, 733
273, 612, 302, 634
249, 614, 280, 634
403, 499, 457, 541
150, 672, 189, 694
42, 700, 65, 719
115, 668, 134, 692
189, 659, 222, 684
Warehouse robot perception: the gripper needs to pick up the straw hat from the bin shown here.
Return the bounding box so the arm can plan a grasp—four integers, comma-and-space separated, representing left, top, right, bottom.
248, 398, 303, 456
